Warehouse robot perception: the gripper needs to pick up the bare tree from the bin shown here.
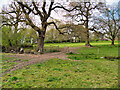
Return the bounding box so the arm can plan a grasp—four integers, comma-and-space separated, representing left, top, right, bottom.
64, 1, 105, 46
1, 0, 77, 53
94, 6, 120, 45
18, 1, 80, 53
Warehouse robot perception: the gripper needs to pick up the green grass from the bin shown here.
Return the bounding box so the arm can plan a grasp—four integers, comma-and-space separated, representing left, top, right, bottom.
44, 46, 60, 53
44, 41, 118, 48
2, 55, 29, 73
45, 42, 84, 48
67, 44, 118, 61
2, 58, 118, 88
1, 41, 119, 88
23, 41, 118, 53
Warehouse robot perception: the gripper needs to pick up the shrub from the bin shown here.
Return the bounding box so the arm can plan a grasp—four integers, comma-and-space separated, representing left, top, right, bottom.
20, 43, 33, 48
33, 45, 37, 50
2, 46, 6, 52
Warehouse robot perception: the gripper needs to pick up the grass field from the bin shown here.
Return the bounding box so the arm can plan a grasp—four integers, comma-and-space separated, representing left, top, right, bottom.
2, 59, 118, 88
1, 41, 119, 88
44, 41, 118, 48
2, 56, 29, 74
67, 44, 118, 60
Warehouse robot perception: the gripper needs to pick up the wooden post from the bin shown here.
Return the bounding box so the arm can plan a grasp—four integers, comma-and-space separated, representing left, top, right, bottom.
98, 48, 99, 57
57, 45, 59, 51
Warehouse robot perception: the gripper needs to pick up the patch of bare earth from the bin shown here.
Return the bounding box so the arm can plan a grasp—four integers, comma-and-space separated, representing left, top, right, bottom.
3, 47, 80, 74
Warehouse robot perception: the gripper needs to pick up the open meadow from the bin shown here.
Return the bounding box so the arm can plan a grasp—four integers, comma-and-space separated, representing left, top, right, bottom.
1, 41, 119, 88
1, 0, 120, 89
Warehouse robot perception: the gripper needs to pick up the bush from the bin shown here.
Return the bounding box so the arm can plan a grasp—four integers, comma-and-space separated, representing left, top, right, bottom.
2, 46, 6, 52
33, 45, 37, 50
20, 43, 33, 48
1, 45, 20, 53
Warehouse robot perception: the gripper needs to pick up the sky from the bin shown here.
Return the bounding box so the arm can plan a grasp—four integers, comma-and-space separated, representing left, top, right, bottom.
105, 0, 119, 5
0, 0, 119, 24
0, 0, 119, 18
0, 0, 120, 8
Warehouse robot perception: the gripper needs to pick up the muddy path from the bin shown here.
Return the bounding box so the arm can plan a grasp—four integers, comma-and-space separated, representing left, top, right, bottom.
3, 47, 80, 74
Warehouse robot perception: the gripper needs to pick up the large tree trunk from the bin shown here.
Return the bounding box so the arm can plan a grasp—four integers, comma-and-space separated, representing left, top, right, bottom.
85, 10, 92, 47
37, 31, 45, 53
85, 23, 92, 47
85, 29, 90, 46
111, 39, 115, 45
111, 36, 115, 45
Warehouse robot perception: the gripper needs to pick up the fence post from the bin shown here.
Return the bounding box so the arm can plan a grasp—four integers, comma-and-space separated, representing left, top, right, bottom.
57, 45, 59, 51
98, 48, 99, 57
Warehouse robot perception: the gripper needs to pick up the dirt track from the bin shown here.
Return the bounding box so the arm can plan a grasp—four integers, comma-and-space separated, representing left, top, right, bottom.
3, 47, 80, 74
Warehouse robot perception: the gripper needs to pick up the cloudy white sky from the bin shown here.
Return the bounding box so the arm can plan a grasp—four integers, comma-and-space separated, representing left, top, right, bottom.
0, 0, 119, 24
106, 0, 119, 5
0, 0, 120, 8
0, 0, 119, 30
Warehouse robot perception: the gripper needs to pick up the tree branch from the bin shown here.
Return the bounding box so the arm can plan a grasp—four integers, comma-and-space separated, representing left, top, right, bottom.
18, 2, 40, 31
32, 2, 43, 19
42, 1, 47, 16
0, 24, 12, 28
52, 5, 79, 12
17, 2, 37, 15
47, 22, 69, 35
48, 2, 54, 18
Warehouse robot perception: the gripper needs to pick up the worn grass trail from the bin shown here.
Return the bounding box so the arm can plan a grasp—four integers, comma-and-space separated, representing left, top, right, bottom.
2, 47, 79, 74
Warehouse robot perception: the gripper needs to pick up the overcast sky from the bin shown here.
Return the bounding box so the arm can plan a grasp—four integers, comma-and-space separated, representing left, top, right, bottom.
0, 0, 120, 8
0, 0, 119, 24
0, 0, 119, 31
0, 0, 119, 18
